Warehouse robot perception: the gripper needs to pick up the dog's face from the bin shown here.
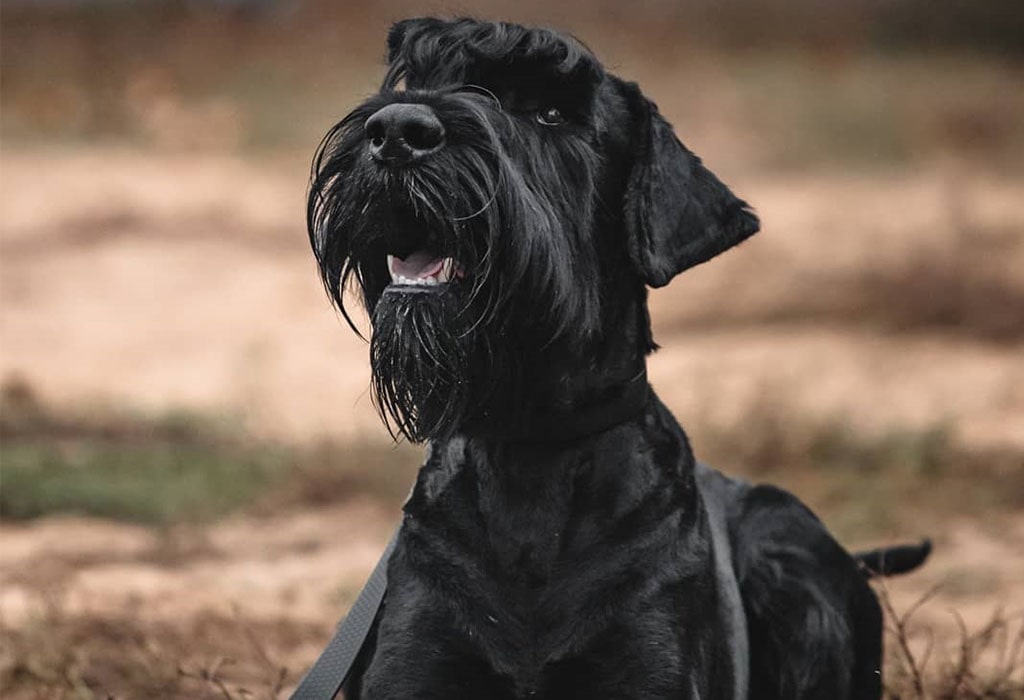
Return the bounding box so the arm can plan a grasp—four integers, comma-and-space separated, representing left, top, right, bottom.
308, 18, 758, 441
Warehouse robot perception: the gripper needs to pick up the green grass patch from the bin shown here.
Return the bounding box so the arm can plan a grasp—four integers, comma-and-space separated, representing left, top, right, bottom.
0, 381, 420, 525
0, 440, 288, 524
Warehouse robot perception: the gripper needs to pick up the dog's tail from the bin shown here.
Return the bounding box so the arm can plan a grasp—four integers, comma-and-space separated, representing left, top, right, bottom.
852, 539, 932, 578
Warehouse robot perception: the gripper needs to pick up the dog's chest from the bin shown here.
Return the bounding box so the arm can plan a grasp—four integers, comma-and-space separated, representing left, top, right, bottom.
400, 439, 696, 674
474, 455, 579, 585
435, 441, 659, 588
360, 420, 732, 698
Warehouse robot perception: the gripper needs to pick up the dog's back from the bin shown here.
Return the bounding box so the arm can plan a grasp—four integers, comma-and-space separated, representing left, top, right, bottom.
697, 464, 888, 700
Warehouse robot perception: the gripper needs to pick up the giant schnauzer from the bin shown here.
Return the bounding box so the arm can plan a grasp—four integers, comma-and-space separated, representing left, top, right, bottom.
307, 17, 930, 699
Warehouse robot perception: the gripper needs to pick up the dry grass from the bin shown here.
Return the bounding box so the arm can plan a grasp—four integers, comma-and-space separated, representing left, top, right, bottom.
0, 593, 322, 700
879, 583, 1024, 699
661, 209, 1024, 344
691, 390, 1024, 541
2, 584, 1020, 699
792, 186, 1024, 343
843, 246, 1024, 344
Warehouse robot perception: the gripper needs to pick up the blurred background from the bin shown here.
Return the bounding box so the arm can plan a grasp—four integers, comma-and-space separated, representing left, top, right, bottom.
1, 1, 1022, 697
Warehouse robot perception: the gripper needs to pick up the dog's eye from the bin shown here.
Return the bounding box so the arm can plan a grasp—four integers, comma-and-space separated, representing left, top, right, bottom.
535, 107, 566, 126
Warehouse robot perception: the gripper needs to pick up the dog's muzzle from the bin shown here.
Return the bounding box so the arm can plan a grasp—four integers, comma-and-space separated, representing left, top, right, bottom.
364, 103, 467, 292
365, 103, 446, 166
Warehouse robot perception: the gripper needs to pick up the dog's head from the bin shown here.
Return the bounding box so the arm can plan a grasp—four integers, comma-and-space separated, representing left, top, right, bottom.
308, 17, 758, 441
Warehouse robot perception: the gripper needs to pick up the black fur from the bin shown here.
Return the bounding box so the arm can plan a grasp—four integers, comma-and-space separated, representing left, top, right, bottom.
307, 17, 928, 699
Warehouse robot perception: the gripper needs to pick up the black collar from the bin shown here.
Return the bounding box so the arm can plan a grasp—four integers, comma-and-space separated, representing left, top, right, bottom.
464, 369, 651, 443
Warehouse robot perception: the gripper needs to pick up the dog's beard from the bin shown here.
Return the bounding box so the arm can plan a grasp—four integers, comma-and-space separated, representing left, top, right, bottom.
310, 90, 610, 441
370, 286, 478, 442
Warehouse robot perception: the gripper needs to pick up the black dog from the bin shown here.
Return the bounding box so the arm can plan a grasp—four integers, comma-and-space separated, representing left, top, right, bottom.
307, 17, 930, 699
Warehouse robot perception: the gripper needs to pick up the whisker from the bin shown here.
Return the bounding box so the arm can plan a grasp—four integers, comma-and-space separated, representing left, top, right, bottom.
458, 83, 503, 111
452, 187, 498, 222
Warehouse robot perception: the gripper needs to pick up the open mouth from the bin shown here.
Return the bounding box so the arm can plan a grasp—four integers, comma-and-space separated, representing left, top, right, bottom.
387, 251, 462, 287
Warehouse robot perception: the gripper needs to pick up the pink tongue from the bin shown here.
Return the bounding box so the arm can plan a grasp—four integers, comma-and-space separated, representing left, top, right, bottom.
393, 251, 444, 279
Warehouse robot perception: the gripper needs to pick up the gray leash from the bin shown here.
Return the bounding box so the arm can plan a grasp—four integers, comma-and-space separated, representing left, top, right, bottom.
289, 527, 400, 700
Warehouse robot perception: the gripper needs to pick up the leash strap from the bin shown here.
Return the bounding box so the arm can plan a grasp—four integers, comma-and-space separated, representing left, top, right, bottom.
289, 527, 400, 700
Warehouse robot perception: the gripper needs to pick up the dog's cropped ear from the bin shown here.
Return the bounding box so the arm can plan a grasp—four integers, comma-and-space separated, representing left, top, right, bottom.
621, 81, 759, 288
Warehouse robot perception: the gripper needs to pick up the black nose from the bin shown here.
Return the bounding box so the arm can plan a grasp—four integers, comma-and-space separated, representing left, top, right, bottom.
365, 103, 445, 165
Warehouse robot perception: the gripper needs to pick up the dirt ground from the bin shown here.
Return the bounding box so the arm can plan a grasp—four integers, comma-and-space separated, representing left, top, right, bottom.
2, 150, 1023, 697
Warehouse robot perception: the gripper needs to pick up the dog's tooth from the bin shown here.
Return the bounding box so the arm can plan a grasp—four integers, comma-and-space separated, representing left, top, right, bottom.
436, 258, 452, 284
387, 255, 397, 281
